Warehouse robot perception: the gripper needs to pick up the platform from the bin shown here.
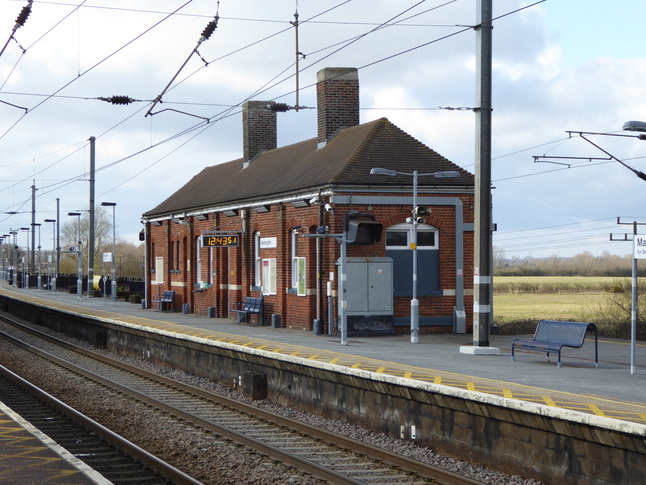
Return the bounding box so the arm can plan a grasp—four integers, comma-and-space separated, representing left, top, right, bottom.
0, 401, 108, 485
2, 284, 646, 427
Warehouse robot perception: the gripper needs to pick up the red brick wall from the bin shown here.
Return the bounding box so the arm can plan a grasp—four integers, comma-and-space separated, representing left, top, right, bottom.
146, 193, 474, 332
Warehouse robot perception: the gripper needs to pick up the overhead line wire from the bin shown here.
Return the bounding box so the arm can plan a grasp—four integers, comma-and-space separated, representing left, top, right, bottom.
0, 0, 194, 142
59, 0, 533, 198
6, 0, 545, 208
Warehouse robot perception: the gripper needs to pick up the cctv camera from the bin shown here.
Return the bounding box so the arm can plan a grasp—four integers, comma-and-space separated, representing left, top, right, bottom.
309, 197, 321, 205
324, 203, 334, 213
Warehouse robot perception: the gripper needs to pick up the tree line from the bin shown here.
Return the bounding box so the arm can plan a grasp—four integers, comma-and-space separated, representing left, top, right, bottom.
494, 248, 642, 277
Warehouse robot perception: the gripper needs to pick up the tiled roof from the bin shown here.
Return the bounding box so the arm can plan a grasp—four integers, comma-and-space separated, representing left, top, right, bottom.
143, 117, 473, 217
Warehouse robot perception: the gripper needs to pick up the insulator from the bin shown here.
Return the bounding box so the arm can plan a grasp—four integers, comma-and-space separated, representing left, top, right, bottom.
201, 16, 219, 40
15, 4, 32, 27
110, 95, 135, 105
271, 103, 290, 112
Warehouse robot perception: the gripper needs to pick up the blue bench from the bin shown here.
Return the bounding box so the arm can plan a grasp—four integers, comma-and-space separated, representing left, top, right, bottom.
152, 290, 175, 312
231, 297, 264, 325
511, 320, 598, 368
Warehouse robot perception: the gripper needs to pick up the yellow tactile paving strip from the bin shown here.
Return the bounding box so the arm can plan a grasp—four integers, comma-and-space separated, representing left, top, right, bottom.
0, 405, 98, 484
7, 289, 646, 426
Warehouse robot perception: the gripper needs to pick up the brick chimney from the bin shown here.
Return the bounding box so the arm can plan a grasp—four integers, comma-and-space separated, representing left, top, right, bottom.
316, 67, 359, 147
242, 100, 277, 166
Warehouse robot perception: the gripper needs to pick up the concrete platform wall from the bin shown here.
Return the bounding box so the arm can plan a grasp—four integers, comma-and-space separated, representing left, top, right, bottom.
2, 295, 644, 484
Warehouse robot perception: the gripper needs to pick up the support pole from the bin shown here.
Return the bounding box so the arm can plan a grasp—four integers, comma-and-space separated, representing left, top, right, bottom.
339, 234, 348, 345
411, 170, 419, 343
462, 0, 499, 355
31, 183, 36, 275
56, 198, 60, 283
88, 136, 96, 297
631, 221, 637, 375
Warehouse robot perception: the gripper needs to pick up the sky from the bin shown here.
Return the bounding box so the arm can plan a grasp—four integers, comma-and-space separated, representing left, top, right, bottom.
1, 0, 645, 260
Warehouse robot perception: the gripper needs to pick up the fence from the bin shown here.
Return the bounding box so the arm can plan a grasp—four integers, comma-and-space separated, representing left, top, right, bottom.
15, 273, 145, 300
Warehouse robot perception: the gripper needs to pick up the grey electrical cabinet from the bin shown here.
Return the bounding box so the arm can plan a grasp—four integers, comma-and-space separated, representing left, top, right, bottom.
339, 257, 394, 335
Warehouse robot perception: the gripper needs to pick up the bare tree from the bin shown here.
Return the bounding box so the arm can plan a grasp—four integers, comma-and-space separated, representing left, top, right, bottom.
59, 209, 113, 275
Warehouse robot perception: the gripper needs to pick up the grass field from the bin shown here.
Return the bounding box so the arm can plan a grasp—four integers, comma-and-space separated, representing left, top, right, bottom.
493, 275, 625, 294
494, 276, 616, 285
494, 292, 602, 324
492, 276, 617, 334
492, 276, 642, 338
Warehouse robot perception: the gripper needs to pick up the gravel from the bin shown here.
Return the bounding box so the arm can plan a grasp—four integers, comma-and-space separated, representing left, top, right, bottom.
0, 320, 545, 485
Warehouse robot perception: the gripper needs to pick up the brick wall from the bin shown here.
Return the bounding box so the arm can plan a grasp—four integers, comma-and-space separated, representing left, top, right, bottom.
147, 192, 474, 333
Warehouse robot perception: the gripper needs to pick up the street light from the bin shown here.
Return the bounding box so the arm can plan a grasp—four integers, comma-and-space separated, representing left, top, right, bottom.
101, 202, 117, 305
9, 230, 17, 287
44, 219, 56, 291
620, 120, 646, 376
68, 212, 82, 300
19, 227, 29, 289
32, 223, 41, 290
0, 237, 4, 282
622, 120, 646, 134
370, 167, 460, 343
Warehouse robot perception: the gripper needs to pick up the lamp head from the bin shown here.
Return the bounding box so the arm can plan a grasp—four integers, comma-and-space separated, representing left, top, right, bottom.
433, 170, 460, 178
623, 120, 646, 133
370, 168, 397, 176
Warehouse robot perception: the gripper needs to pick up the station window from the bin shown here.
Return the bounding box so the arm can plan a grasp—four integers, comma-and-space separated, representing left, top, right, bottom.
385, 223, 438, 249
254, 231, 261, 288
195, 236, 202, 284
262, 258, 276, 295
154, 256, 164, 284
291, 228, 299, 288
385, 223, 440, 297
176, 239, 181, 272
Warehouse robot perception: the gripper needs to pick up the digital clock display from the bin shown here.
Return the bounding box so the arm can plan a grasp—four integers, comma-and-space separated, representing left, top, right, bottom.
202, 234, 240, 247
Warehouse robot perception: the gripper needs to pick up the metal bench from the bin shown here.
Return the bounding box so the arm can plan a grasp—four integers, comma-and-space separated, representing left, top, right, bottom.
152, 290, 175, 312
511, 320, 598, 367
231, 297, 264, 325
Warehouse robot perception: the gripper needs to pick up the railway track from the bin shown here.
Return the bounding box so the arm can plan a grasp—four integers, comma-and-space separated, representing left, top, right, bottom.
0, 314, 484, 485
0, 364, 197, 484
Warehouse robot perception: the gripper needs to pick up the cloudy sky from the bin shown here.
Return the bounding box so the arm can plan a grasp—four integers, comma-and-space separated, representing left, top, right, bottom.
1, 0, 644, 259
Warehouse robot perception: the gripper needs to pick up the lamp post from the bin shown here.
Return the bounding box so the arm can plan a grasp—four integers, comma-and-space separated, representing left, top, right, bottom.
101, 202, 117, 305
68, 212, 82, 300
3, 234, 12, 282
370, 168, 459, 343
44, 219, 56, 291
620, 120, 646, 375
9, 230, 17, 287
19, 227, 29, 288
4, 234, 12, 282
0, 237, 4, 281
2, 235, 9, 282
33, 223, 41, 290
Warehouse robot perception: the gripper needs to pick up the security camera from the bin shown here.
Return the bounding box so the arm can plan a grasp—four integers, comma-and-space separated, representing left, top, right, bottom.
324, 203, 334, 213
309, 197, 321, 205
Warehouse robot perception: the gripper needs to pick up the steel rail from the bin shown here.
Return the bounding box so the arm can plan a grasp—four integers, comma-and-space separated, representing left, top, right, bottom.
1, 314, 484, 485
0, 362, 201, 485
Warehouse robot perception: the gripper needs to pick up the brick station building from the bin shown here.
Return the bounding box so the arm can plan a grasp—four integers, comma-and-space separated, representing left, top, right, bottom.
142, 67, 475, 335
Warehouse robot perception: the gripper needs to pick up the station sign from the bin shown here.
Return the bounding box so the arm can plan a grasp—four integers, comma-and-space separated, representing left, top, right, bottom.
202, 234, 240, 248
634, 235, 646, 259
